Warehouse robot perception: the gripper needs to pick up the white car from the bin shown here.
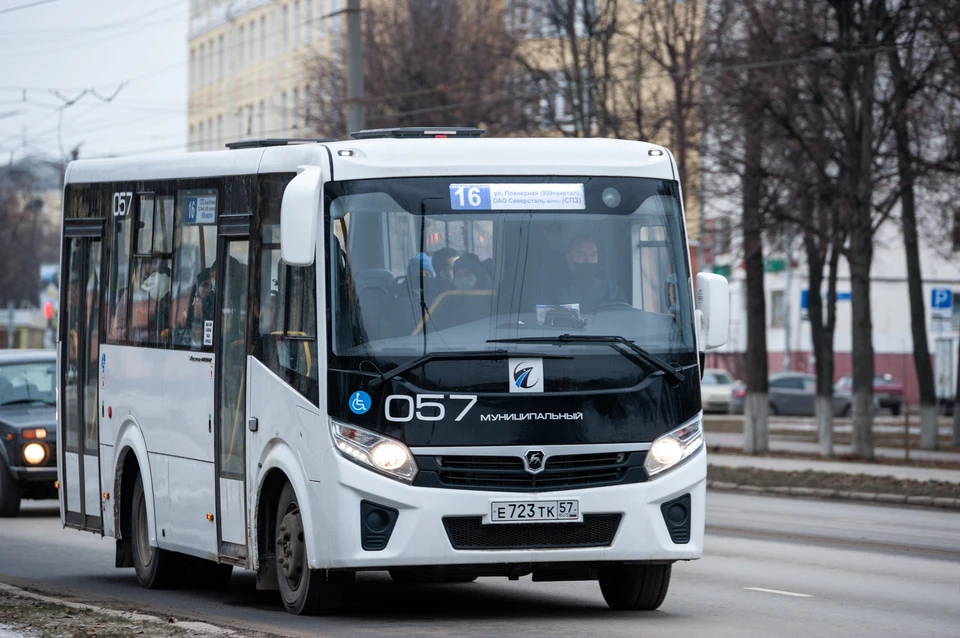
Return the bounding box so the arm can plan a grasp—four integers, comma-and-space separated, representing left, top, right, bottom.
701, 368, 736, 413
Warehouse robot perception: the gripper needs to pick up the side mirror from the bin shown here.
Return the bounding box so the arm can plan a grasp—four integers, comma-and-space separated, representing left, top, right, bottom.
696, 272, 729, 350
280, 165, 322, 266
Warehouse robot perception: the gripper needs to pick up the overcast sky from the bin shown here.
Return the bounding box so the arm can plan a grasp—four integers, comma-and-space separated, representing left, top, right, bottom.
0, 0, 188, 162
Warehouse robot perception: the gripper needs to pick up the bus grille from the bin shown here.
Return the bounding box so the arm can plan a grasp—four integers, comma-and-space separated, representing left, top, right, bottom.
415, 451, 644, 492
443, 514, 622, 550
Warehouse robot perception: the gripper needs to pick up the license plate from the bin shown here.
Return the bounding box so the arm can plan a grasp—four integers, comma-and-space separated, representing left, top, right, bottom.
488, 499, 580, 524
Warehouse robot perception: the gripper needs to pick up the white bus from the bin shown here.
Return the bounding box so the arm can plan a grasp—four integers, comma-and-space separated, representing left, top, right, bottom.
58, 128, 728, 615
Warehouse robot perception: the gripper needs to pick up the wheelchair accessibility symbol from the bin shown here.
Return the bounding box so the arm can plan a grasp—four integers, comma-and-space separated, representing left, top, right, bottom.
349, 391, 371, 415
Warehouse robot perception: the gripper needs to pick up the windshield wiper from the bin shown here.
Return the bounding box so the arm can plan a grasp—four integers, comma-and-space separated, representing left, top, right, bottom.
367, 349, 572, 391
0, 398, 53, 407
487, 334, 685, 386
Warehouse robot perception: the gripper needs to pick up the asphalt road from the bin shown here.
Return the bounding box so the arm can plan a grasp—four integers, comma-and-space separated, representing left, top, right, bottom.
1, 495, 959, 638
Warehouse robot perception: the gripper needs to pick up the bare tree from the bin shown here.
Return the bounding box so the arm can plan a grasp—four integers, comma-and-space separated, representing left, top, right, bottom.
305, 0, 523, 138
0, 165, 48, 309
511, 0, 623, 138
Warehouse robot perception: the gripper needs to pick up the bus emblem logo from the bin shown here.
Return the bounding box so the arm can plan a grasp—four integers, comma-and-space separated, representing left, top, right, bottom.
349, 391, 371, 415
524, 450, 546, 474
509, 358, 544, 393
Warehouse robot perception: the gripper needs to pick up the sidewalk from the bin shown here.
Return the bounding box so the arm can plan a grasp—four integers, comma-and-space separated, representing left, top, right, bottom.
706, 431, 960, 462
708, 453, 960, 484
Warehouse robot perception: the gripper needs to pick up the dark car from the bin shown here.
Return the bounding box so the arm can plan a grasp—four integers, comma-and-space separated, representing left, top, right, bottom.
834, 374, 903, 416
729, 372, 876, 417
0, 349, 58, 517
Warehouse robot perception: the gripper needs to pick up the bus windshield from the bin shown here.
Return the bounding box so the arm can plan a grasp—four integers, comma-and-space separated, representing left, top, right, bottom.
327, 176, 695, 360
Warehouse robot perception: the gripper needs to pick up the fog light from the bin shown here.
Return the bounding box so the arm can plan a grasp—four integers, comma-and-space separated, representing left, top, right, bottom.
23, 443, 46, 465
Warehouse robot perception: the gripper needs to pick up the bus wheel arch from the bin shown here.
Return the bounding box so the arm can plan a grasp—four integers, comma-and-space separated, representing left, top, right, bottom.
114, 445, 141, 568
255, 467, 289, 591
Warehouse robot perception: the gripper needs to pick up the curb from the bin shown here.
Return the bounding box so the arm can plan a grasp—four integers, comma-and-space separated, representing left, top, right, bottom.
706, 481, 960, 510
0, 582, 235, 636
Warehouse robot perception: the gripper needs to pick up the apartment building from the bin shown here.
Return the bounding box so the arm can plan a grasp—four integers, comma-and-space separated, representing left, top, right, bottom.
187, 0, 343, 151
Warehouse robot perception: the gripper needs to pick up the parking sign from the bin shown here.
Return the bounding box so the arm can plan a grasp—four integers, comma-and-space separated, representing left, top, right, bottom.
931, 288, 953, 319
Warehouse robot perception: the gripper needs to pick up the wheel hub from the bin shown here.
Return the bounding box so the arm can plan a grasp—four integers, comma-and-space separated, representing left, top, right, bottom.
277, 510, 305, 584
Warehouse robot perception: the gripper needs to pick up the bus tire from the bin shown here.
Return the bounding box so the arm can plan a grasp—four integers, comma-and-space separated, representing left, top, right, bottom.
275, 482, 351, 615
0, 456, 23, 518
598, 563, 671, 611
131, 473, 180, 589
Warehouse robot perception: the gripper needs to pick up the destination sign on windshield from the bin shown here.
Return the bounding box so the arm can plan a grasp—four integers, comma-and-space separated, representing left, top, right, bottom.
449, 184, 586, 210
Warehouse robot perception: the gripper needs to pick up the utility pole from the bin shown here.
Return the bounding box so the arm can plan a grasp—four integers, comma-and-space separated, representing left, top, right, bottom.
345, 0, 364, 134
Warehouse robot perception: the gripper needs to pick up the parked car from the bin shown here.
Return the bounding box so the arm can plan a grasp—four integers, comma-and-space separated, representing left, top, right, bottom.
0, 349, 57, 517
701, 368, 737, 413
729, 372, 876, 417
834, 374, 903, 416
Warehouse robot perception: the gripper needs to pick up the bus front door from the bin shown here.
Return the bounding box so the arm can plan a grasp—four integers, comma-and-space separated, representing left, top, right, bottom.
214, 235, 250, 561
59, 228, 104, 532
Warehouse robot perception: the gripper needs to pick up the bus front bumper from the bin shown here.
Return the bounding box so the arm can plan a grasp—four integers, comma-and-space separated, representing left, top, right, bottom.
308, 447, 706, 570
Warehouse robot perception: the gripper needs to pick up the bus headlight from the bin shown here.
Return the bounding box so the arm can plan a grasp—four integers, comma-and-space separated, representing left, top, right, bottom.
23, 443, 47, 465
644, 417, 703, 478
330, 421, 418, 483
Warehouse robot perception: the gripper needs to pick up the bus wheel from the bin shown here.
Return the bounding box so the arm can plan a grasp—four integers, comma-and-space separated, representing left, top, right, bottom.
131, 473, 180, 589
598, 563, 671, 611
0, 456, 23, 517
275, 483, 351, 615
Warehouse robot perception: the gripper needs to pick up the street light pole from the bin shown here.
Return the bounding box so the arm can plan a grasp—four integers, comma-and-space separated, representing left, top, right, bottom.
345, 0, 364, 134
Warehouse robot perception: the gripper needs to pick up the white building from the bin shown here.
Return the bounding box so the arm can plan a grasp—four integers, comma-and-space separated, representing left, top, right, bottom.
707, 218, 960, 407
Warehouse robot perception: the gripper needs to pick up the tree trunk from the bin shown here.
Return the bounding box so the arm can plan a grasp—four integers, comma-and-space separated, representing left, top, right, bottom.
888, 48, 938, 450
805, 235, 835, 457
741, 113, 768, 455
848, 231, 875, 460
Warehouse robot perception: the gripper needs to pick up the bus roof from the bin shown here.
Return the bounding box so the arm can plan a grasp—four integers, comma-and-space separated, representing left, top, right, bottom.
63, 137, 676, 185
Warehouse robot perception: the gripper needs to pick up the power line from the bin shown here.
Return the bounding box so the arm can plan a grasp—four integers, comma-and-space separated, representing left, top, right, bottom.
0, 0, 56, 16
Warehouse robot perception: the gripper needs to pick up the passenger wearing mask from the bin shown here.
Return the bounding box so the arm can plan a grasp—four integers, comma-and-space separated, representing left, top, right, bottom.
452, 253, 492, 290
430, 247, 459, 291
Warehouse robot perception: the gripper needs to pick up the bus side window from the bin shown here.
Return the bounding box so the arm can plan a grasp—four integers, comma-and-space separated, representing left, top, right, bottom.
172, 188, 218, 351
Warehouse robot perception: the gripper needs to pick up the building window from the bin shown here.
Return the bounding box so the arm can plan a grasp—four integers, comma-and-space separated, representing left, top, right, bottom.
305, 0, 312, 43
770, 290, 785, 328
198, 121, 204, 150
199, 44, 205, 86
260, 15, 267, 60
271, 9, 277, 58
217, 114, 223, 150
249, 20, 255, 66
281, 92, 288, 135
218, 35, 225, 80
208, 39, 214, 85
188, 125, 195, 152
282, 5, 289, 52
258, 100, 265, 138
189, 49, 195, 90
294, 1, 301, 48
238, 25, 245, 69
208, 117, 213, 151
236, 108, 243, 140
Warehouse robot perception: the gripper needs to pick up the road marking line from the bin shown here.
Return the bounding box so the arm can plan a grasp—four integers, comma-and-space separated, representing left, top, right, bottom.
744, 587, 813, 598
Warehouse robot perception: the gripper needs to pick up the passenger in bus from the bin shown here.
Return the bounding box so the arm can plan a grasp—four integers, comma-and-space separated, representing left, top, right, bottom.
430, 247, 459, 291
544, 236, 626, 311
110, 258, 172, 343
451, 253, 492, 290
